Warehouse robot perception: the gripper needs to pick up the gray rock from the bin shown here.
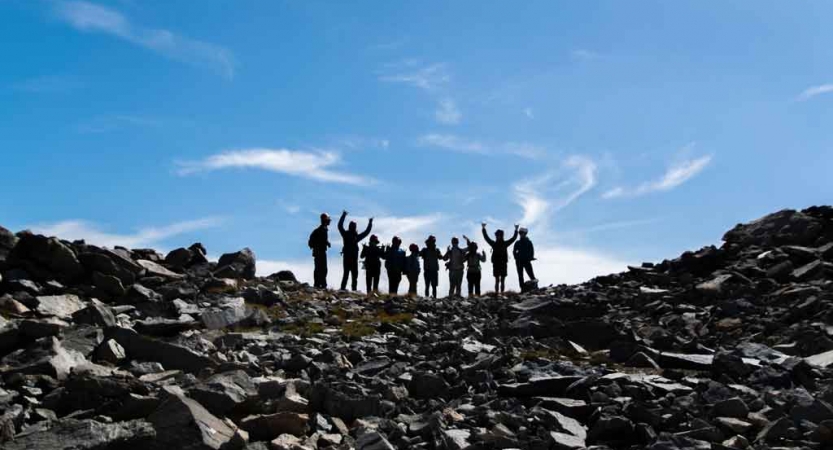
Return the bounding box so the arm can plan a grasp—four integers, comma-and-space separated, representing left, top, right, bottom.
201, 297, 249, 330
34, 294, 85, 318
189, 370, 257, 417
72, 301, 116, 327
95, 339, 126, 364
136, 259, 184, 279
712, 397, 749, 419
0, 336, 87, 380
3, 418, 155, 450
8, 234, 84, 282
240, 412, 309, 441
106, 327, 215, 373
148, 393, 236, 450
215, 248, 257, 280
408, 371, 450, 399
356, 431, 395, 450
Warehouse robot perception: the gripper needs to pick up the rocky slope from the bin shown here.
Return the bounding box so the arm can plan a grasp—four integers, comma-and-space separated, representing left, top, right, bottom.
0, 206, 831, 450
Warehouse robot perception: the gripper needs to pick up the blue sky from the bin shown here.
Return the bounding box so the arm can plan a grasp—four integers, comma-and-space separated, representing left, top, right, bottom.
1, 0, 832, 290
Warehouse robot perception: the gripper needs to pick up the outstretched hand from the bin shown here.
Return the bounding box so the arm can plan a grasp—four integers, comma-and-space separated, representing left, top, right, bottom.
481, 222, 487, 228
369, 217, 374, 223
514, 223, 520, 230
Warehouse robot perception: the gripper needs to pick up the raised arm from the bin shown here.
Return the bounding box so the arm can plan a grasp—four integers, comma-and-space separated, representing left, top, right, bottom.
481, 226, 495, 246
338, 211, 347, 235
357, 218, 373, 241
506, 226, 519, 246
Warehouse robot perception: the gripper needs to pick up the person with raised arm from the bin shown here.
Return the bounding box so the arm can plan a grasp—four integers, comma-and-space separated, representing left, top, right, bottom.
513, 227, 537, 292
337, 210, 373, 291
482, 222, 519, 294
462, 235, 487, 297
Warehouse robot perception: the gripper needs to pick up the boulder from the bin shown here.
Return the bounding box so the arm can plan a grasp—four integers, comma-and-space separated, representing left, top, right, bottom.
106, 327, 215, 373
136, 259, 184, 280
0, 336, 87, 380
215, 248, 256, 280
0, 225, 17, 261
2, 418, 155, 450
240, 412, 309, 441
34, 294, 86, 318
8, 233, 84, 281
147, 392, 237, 450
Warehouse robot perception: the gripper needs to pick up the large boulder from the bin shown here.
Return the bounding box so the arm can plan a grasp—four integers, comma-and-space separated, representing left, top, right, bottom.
188, 370, 258, 417
215, 248, 256, 280
0, 225, 17, 262
79, 247, 144, 285
2, 418, 155, 450
723, 208, 825, 247
0, 336, 88, 380
8, 233, 84, 281
147, 392, 237, 450
106, 327, 215, 374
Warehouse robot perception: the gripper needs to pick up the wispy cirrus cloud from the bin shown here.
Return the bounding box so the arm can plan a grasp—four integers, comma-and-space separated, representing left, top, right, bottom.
176, 148, 373, 186
435, 98, 462, 125
378, 60, 450, 91
571, 49, 600, 61
514, 155, 597, 229
30, 217, 223, 249
417, 134, 545, 159
53, 1, 235, 79
796, 84, 833, 101
603, 154, 712, 199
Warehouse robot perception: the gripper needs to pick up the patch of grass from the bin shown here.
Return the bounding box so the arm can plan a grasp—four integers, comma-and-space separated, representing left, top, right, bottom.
376, 311, 413, 324
341, 321, 376, 338
247, 303, 287, 320
280, 321, 325, 337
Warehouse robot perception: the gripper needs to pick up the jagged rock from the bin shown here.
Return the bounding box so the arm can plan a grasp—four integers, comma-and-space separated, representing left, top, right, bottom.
587, 415, 635, 445
79, 248, 143, 285
240, 412, 309, 441
712, 397, 749, 419
409, 371, 450, 399
148, 392, 237, 449
136, 259, 184, 279
72, 301, 116, 327
95, 339, 126, 364
202, 297, 249, 330
2, 418, 155, 450
106, 327, 215, 373
20, 317, 69, 338
0, 225, 17, 261
8, 233, 84, 281
189, 370, 257, 417
215, 248, 257, 280
0, 336, 87, 379
34, 294, 85, 318
356, 431, 395, 450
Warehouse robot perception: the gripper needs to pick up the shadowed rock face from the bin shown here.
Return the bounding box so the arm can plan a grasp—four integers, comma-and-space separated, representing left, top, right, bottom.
0, 205, 832, 449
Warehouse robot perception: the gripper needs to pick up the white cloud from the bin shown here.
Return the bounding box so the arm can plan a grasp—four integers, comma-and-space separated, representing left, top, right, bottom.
435, 99, 462, 125
379, 62, 450, 91
177, 148, 373, 186
523, 107, 534, 119
30, 217, 223, 249
417, 134, 545, 159
54, 1, 235, 79
514, 155, 597, 229
797, 84, 833, 101
603, 155, 712, 199
417, 134, 487, 154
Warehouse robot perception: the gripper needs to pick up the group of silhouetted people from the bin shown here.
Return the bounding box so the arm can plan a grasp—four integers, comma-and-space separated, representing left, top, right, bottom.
308, 211, 537, 298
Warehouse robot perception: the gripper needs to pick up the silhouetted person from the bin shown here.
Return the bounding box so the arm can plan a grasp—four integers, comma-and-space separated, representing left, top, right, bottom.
382, 236, 406, 295
405, 244, 421, 296
308, 213, 331, 288
462, 236, 486, 297
338, 210, 373, 291
482, 223, 519, 294
420, 235, 442, 298
360, 234, 384, 295
443, 237, 465, 297
513, 227, 536, 292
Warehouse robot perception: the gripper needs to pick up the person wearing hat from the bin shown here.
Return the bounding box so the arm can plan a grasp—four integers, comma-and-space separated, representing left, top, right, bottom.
482, 222, 519, 294
308, 213, 332, 288
405, 243, 421, 296
382, 236, 407, 295
337, 210, 373, 291
360, 234, 384, 295
513, 227, 536, 292
443, 237, 466, 298
420, 235, 442, 298
462, 236, 487, 297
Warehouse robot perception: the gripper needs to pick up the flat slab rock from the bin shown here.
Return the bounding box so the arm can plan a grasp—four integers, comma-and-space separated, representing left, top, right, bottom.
4, 418, 155, 450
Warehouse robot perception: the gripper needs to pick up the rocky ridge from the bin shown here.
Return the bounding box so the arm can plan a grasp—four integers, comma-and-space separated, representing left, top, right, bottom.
0, 206, 831, 449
